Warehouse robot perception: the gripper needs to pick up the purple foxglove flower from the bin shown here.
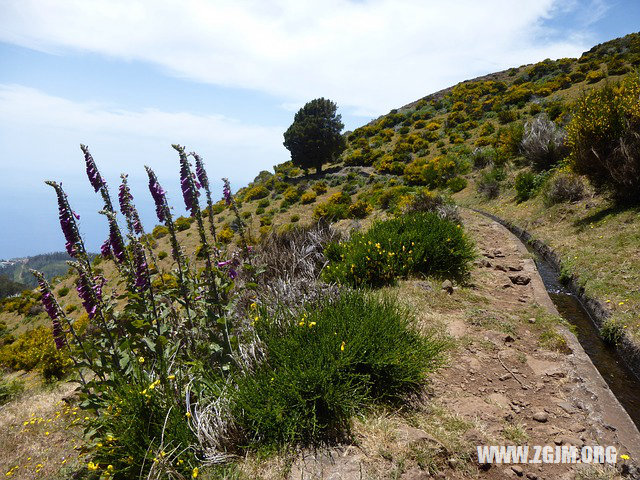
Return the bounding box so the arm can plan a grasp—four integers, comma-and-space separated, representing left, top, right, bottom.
132, 242, 149, 291
52, 319, 66, 350
81, 144, 106, 193
107, 216, 126, 264
176, 145, 199, 217
47, 181, 81, 257
217, 259, 232, 268
228, 268, 238, 280
222, 178, 232, 205
76, 272, 102, 319
100, 239, 112, 258
146, 167, 167, 222
191, 152, 210, 191
118, 174, 144, 235
32, 271, 67, 349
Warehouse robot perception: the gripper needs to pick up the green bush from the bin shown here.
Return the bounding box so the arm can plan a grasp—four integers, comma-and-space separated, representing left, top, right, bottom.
290, 214, 300, 223
477, 167, 505, 199
567, 75, 640, 203
283, 186, 302, 204
257, 198, 270, 208
158, 250, 168, 260
447, 176, 467, 193
323, 212, 474, 288
152, 225, 169, 239
0, 378, 24, 405
175, 216, 193, 232
87, 377, 199, 478
312, 181, 328, 194
300, 191, 317, 204
57, 286, 70, 297
348, 200, 373, 219
543, 170, 585, 205
600, 319, 624, 345
232, 291, 446, 447
313, 192, 352, 221
515, 171, 537, 202
244, 185, 270, 201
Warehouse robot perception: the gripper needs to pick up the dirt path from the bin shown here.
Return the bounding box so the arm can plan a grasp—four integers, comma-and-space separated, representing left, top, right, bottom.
271, 210, 640, 480
432, 210, 640, 479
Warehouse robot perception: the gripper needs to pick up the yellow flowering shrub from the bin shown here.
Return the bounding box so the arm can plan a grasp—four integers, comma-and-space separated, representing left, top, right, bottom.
567, 74, 640, 202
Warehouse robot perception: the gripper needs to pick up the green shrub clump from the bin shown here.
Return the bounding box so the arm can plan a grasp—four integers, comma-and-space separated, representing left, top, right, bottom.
323, 212, 474, 287
232, 291, 446, 447
152, 225, 169, 239
543, 170, 585, 205
244, 185, 270, 201
313, 192, 352, 221
174, 216, 193, 232
567, 75, 640, 203
300, 190, 317, 204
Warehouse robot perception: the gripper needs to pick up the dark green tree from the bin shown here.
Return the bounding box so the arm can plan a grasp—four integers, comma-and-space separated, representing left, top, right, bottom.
283, 98, 346, 174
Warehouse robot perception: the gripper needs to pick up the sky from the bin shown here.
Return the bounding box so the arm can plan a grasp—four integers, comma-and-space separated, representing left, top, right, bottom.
0, 0, 638, 259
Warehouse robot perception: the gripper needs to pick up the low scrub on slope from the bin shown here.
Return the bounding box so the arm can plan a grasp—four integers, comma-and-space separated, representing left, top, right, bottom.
323, 211, 474, 287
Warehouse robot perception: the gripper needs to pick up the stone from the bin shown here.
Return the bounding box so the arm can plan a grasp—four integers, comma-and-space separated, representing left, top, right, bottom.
526, 474, 539, 480
442, 279, 454, 294
495, 264, 507, 272
504, 335, 515, 343
557, 402, 576, 414
499, 373, 511, 381
528, 317, 536, 324
479, 258, 492, 268
508, 265, 524, 271
533, 411, 548, 423
511, 465, 524, 476
509, 275, 531, 286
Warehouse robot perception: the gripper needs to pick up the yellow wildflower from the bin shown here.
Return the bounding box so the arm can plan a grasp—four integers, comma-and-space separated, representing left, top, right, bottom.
340, 341, 345, 352
192, 467, 199, 478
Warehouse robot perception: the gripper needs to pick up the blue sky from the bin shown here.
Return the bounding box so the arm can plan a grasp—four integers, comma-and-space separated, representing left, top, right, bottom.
0, 0, 638, 259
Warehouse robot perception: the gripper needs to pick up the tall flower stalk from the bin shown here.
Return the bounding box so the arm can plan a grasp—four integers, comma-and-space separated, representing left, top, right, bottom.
118, 174, 144, 236
46, 181, 90, 266
145, 166, 193, 323
31, 270, 89, 384
173, 145, 220, 305
190, 152, 217, 242
81, 144, 115, 212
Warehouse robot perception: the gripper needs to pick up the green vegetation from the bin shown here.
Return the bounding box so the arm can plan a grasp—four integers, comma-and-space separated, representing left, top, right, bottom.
0, 275, 25, 299
324, 212, 474, 287
283, 98, 346, 173
567, 74, 640, 203
233, 291, 446, 448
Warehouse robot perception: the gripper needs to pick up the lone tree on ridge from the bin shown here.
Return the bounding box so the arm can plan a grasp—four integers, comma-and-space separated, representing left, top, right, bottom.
283, 98, 346, 174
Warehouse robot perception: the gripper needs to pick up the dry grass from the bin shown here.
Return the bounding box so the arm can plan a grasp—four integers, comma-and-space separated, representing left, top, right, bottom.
0, 379, 82, 479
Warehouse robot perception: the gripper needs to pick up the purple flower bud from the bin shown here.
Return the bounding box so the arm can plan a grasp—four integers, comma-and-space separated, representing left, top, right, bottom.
76, 272, 103, 319
32, 271, 66, 350
100, 239, 112, 258
52, 319, 66, 350
107, 216, 126, 264
228, 268, 238, 280
146, 167, 167, 223
81, 144, 106, 193
191, 152, 210, 191
47, 181, 81, 258
132, 241, 149, 291
222, 178, 232, 206
175, 145, 199, 217
118, 174, 144, 235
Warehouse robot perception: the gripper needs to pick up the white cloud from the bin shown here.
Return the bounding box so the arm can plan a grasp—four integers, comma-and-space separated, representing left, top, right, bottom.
0, 83, 285, 181
0, 0, 593, 116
